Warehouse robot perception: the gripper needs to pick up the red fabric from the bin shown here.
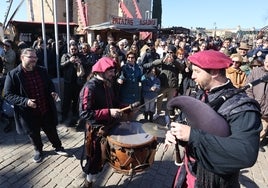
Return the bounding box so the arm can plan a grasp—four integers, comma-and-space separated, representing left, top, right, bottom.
119, 1, 134, 18
76, 0, 87, 27
81, 86, 90, 113
184, 154, 196, 188
173, 150, 197, 188
140, 32, 152, 40
92, 57, 115, 73
188, 50, 232, 69
132, 0, 142, 18
81, 85, 110, 121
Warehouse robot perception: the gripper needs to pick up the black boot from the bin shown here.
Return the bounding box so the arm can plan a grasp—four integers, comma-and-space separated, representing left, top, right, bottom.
144, 111, 149, 120
259, 137, 268, 152
149, 112, 154, 122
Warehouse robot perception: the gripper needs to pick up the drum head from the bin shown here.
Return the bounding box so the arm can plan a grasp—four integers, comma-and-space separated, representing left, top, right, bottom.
108, 121, 155, 146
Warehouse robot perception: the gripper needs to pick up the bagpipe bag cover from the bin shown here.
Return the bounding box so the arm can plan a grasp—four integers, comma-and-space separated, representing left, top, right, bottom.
167, 96, 230, 137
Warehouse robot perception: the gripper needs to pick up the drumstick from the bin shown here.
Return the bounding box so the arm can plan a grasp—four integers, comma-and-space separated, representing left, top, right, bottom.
137, 93, 163, 109
119, 101, 140, 112
119, 93, 163, 113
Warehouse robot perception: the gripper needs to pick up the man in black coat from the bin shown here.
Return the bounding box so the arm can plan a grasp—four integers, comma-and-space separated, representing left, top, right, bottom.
4, 48, 67, 163
165, 50, 261, 188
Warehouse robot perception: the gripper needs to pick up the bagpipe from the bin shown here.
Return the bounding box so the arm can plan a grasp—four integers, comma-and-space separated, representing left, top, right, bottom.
166, 74, 268, 165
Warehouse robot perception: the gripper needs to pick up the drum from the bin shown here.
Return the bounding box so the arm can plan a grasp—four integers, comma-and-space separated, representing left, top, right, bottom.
107, 121, 158, 175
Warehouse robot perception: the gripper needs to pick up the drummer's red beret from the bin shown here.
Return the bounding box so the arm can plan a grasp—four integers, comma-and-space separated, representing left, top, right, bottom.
188, 50, 232, 69
92, 57, 115, 73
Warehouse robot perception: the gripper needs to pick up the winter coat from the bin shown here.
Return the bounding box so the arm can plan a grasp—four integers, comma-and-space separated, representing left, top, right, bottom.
118, 63, 142, 104
3, 65, 58, 135
246, 66, 268, 118
226, 67, 247, 88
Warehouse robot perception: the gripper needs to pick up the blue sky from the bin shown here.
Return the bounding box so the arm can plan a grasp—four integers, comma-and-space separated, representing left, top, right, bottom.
162, 0, 268, 29
1, 0, 268, 30
0, 0, 27, 26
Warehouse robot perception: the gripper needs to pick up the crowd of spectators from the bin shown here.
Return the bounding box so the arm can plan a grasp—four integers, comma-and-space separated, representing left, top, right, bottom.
0, 31, 267, 152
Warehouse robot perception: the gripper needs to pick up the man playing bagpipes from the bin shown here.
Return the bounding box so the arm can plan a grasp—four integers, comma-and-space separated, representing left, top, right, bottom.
165, 50, 262, 188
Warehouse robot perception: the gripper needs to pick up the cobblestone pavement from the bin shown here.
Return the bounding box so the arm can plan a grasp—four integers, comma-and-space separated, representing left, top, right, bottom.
0, 113, 268, 188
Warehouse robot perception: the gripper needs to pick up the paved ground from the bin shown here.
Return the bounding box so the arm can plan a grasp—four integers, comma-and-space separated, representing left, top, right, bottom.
0, 113, 268, 188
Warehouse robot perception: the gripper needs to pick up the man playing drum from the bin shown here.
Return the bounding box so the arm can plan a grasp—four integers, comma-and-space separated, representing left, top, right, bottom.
79, 57, 123, 188
165, 50, 261, 188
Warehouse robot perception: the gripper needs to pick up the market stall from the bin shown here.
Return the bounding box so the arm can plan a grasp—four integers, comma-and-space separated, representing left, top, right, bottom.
84, 15, 158, 45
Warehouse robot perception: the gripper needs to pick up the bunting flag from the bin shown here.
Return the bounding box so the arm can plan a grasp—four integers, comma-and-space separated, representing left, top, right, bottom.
118, 0, 153, 40
140, 32, 152, 40
119, 1, 133, 18
132, 0, 142, 19
83, 2, 88, 25
76, 0, 87, 27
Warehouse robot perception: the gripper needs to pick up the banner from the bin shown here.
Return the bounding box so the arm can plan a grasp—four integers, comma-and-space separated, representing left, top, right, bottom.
110, 16, 157, 27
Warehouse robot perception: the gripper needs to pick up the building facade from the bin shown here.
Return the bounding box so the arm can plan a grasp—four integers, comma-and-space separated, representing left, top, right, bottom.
26, 0, 152, 32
